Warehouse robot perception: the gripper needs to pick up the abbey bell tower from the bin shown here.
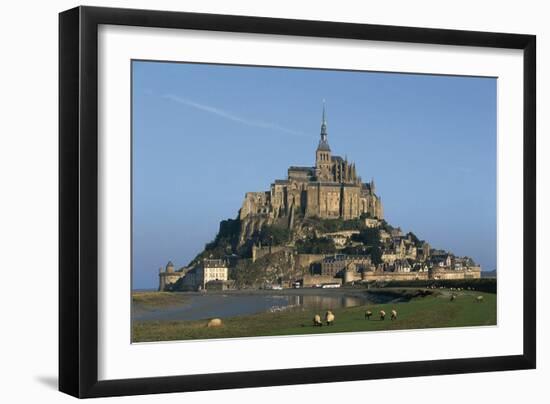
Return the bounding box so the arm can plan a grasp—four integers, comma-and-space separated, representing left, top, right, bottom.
316, 102, 332, 181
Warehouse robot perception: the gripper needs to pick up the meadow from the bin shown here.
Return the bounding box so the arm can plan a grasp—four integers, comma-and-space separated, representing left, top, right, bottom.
132, 288, 496, 342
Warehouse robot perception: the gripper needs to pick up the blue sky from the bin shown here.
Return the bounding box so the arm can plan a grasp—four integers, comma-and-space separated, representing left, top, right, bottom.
132, 61, 497, 290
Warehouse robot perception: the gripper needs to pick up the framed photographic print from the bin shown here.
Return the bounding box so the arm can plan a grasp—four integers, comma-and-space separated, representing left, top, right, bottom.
59, 6, 536, 398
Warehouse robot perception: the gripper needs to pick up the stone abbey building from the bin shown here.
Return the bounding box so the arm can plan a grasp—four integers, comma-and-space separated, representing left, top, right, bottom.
239, 105, 383, 223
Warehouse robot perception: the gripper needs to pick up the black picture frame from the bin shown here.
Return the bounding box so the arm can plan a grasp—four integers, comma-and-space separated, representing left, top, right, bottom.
59, 5, 536, 398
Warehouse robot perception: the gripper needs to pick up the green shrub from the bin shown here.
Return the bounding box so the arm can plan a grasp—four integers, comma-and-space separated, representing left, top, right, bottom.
296, 237, 336, 254
351, 227, 381, 247
256, 225, 290, 245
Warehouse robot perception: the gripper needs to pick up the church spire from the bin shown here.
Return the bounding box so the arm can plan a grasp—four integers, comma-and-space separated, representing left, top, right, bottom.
317, 100, 330, 152
320, 100, 328, 142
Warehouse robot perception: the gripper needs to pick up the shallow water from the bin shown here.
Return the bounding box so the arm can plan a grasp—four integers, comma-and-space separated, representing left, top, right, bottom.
132, 292, 374, 322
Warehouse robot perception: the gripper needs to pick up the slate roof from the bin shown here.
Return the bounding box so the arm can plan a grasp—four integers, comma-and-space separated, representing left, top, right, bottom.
317, 139, 331, 151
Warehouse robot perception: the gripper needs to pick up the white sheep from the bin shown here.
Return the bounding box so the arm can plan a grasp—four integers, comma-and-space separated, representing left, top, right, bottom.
365, 310, 373, 320
379, 310, 386, 320
313, 314, 323, 327
450, 294, 457, 302
390, 309, 398, 320
325, 310, 335, 326
476, 295, 484, 303
207, 318, 223, 328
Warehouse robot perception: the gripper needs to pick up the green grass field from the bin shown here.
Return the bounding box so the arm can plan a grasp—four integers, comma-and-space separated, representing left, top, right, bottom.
132, 291, 189, 310
132, 289, 496, 342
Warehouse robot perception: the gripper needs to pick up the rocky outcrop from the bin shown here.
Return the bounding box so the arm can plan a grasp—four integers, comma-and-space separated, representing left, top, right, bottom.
231, 250, 304, 288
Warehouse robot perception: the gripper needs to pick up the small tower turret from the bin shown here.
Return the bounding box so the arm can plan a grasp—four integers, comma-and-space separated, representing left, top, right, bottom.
166, 261, 174, 273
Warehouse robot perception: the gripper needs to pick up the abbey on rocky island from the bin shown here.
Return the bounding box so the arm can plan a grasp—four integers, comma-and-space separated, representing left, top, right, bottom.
158, 104, 481, 292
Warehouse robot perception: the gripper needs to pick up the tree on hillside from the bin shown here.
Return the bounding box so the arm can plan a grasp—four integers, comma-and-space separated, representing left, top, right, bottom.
257, 225, 290, 246
352, 227, 381, 247
370, 246, 383, 265
296, 237, 336, 254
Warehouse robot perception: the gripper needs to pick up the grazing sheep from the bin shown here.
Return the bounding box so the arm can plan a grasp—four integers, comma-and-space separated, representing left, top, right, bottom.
325, 310, 335, 326
365, 310, 373, 320
390, 309, 398, 320
207, 318, 223, 328
476, 295, 484, 303
379, 310, 386, 320
313, 314, 323, 327
450, 294, 457, 302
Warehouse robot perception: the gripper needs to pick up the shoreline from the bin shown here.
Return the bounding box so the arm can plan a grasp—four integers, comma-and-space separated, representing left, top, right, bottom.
131, 287, 428, 308
131, 288, 405, 322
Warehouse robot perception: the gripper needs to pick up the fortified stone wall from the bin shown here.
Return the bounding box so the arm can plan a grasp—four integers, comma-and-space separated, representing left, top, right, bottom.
302, 274, 343, 287
252, 245, 293, 262
362, 271, 429, 282
359, 267, 481, 283
430, 267, 481, 280
158, 272, 185, 291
